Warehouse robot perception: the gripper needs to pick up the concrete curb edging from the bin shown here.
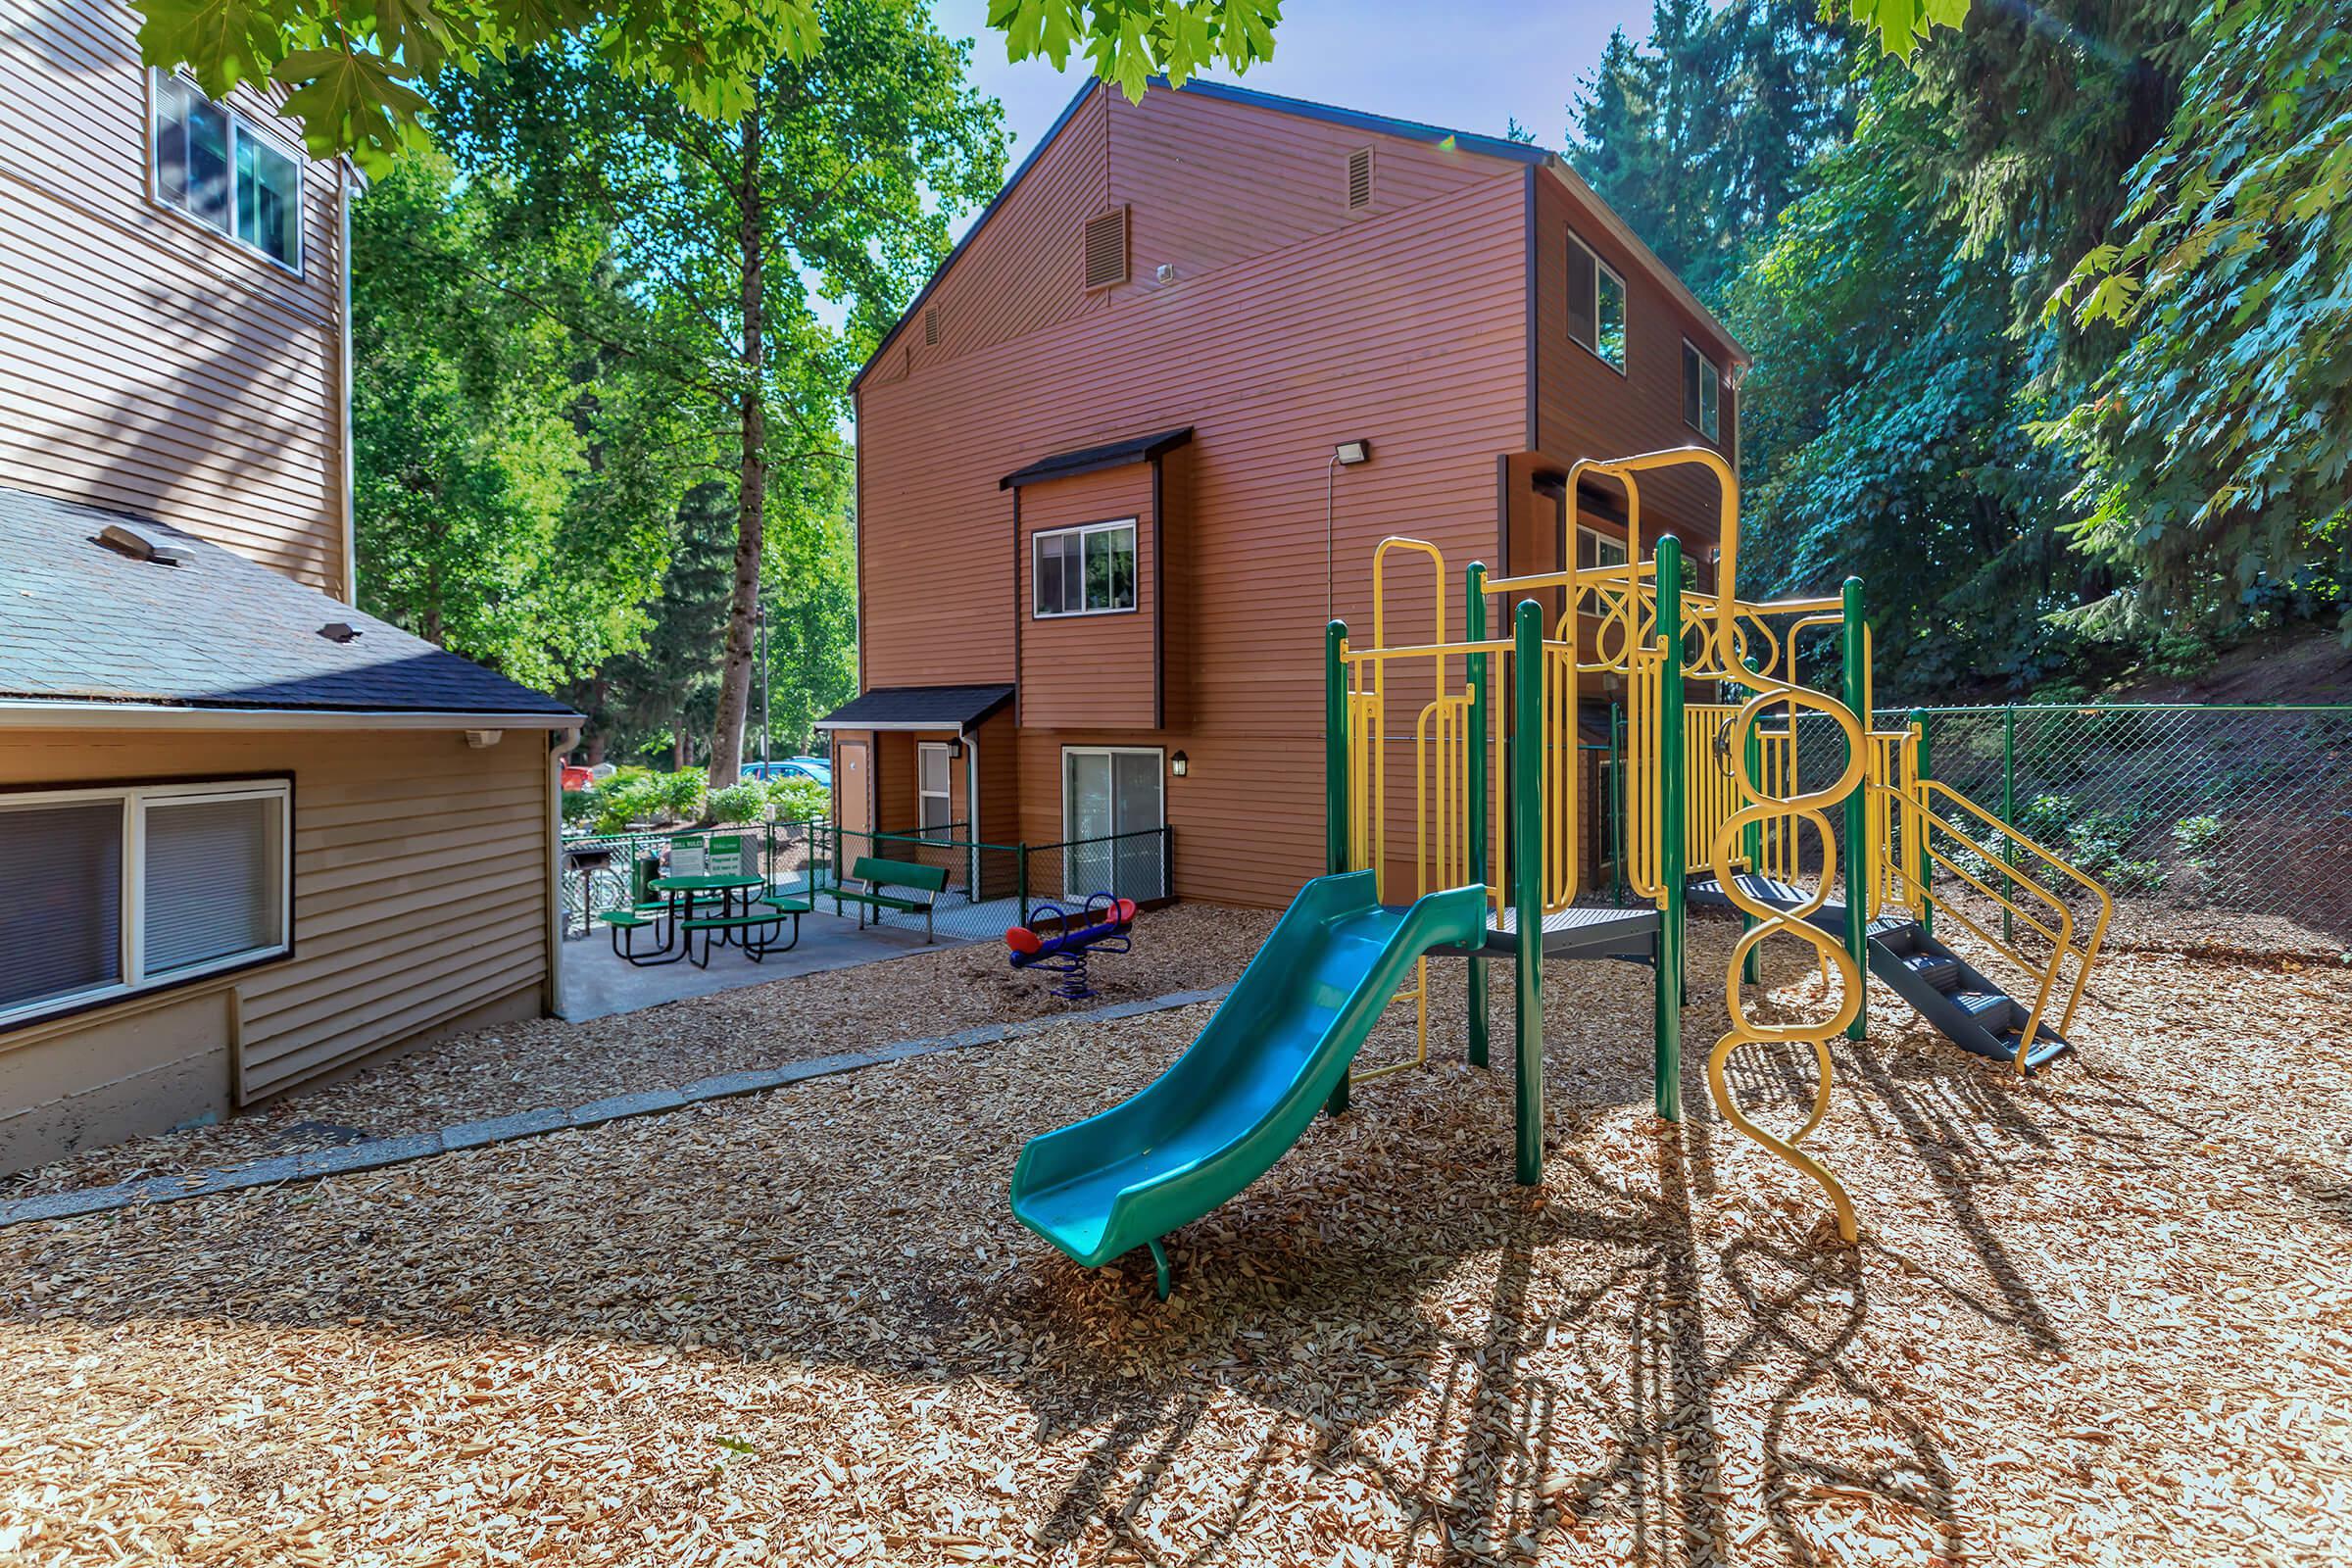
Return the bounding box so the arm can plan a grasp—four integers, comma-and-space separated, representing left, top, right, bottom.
0, 984, 1236, 1230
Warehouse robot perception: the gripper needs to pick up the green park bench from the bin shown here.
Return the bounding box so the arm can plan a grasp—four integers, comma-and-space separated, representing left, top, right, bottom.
829, 856, 950, 943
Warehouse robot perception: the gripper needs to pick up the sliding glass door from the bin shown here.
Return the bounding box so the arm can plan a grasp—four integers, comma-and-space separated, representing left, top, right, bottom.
1062, 747, 1165, 902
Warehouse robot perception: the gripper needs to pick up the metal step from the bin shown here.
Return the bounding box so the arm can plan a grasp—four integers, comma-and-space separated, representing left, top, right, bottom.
1903, 953, 1965, 993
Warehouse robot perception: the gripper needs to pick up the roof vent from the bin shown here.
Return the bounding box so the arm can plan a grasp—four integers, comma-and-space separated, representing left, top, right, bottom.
1347, 147, 1374, 211
95, 523, 185, 567
1083, 207, 1129, 290
923, 306, 939, 346
318, 621, 363, 644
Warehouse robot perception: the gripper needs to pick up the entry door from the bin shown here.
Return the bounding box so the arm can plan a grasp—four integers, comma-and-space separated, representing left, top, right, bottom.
1063, 748, 1164, 901
835, 742, 870, 853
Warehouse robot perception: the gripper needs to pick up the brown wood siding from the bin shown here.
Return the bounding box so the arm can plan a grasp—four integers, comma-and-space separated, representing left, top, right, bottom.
0, 2, 348, 594
1155, 443, 1195, 731
860, 96, 1531, 907
859, 169, 1531, 702
1015, 465, 1156, 730
1532, 172, 1737, 550
879, 91, 1111, 382
0, 725, 550, 1104
1107, 86, 1503, 294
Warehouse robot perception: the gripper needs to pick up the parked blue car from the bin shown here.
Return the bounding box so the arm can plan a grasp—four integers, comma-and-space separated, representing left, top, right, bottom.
744, 757, 832, 787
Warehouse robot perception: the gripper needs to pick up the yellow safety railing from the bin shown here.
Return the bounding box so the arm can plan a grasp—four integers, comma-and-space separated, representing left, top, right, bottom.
1877, 772, 2113, 1068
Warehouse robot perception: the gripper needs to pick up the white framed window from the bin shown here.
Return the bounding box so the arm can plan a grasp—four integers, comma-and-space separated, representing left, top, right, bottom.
917, 742, 954, 833
1683, 340, 1722, 442
1576, 525, 1629, 571
150, 72, 304, 273
1061, 746, 1165, 901
1566, 232, 1627, 372
1033, 518, 1138, 617
0, 779, 291, 1030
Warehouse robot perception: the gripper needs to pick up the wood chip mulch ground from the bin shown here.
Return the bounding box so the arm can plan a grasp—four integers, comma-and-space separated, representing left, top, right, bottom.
2, 910, 2348, 1566
0, 903, 1279, 1200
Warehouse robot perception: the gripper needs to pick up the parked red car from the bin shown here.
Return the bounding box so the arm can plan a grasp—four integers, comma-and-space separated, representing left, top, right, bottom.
561, 764, 594, 792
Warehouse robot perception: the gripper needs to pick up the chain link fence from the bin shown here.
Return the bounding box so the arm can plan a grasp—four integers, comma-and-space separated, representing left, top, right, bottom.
559, 818, 1174, 947
1761, 703, 2352, 955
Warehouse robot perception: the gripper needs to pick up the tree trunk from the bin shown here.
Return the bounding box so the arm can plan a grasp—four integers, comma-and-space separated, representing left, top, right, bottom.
709, 103, 767, 788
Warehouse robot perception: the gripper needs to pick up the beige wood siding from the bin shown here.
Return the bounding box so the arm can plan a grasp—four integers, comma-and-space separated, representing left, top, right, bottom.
1016, 465, 1156, 730
0, 1, 348, 594
0, 726, 551, 1107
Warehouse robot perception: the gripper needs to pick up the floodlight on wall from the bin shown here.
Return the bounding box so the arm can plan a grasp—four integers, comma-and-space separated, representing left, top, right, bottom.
1326, 438, 1376, 623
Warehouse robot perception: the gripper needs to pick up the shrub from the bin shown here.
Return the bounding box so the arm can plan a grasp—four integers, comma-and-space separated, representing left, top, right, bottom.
560, 788, 594, 824
765, 776, 828, 822
658, 767, 709, 821
709, 782, 768, 824
2173, 813, 2225, 864
590, 773, 664, 834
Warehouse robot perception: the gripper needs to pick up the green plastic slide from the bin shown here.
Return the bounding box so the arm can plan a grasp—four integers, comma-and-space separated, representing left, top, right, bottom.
1008, 870, 1489, 1298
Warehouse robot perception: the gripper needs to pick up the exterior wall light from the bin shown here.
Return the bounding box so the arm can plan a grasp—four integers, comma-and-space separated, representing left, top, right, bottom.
1170, 751, 1189, 777
1334, 440, 1370, 466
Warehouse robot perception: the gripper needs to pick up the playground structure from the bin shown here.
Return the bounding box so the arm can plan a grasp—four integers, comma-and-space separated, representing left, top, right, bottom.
1013, 447, 2112, 1296
1005, 896, 1139, 1000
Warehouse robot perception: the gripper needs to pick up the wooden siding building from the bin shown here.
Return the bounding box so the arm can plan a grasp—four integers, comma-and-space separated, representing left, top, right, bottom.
832, 80, 1746, 910
0, 5, 574, 1173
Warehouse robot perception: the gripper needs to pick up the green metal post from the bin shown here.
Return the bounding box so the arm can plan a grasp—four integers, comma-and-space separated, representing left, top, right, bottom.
1465, 568, 1492, 1069
1841, 576, 1869, 1042
2001, 702, 2017, 945
1326, 619, 1351, 1117
1654, 536, 1686, 1121
1609, 702, 1626, 906
1511, 600, 1545, 1184
1910, 709, 1934, 939
1326, 620, 1349, 875
1740, 654, 1763, 985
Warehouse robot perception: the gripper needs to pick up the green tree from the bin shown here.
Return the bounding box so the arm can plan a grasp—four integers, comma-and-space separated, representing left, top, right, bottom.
2047, 0, 2351, 634
432, 2, 1003, 784
351, 151, 679, 689
1725, 84, 2087, 692
132, 0, 1961, 171
1569, 0, 1854, 306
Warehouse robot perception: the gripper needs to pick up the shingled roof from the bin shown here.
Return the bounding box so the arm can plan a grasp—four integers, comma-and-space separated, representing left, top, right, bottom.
0, 488, 578, 721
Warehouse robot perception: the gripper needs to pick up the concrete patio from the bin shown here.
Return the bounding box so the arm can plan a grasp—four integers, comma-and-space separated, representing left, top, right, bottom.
557, 898, 975, 1020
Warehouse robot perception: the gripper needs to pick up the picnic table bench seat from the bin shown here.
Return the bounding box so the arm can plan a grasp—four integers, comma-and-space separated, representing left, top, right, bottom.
829, 857, 950, 942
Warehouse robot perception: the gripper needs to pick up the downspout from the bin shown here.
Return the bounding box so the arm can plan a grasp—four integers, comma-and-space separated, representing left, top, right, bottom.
547, 726, 577, 1018
963, 726, 980, 896
336, 161, 358, 606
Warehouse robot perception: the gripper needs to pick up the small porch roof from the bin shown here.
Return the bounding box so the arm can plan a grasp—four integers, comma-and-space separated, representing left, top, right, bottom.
815, 684, 1013, 734
999, 426, 1193, 490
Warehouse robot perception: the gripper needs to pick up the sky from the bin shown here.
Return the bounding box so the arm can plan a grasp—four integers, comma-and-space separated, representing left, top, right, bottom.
929, 0, 1653, 234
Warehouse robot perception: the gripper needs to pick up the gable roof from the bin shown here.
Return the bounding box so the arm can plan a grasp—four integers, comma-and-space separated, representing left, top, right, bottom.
0, 488, 579, 724
854, 77, 1743, 393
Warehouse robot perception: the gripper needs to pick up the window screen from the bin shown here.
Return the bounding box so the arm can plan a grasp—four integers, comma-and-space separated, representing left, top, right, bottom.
918, 745, 953, 831
1684, 342, 1721, 440
234, 131, 300, 268
1595, 266, 1627, 370
144, 794, 283, 976
0, 801, 123, 1014
1566, 237, 1596, 349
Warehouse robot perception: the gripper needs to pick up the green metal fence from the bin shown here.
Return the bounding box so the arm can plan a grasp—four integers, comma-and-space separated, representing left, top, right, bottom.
1773, 703, 2352, 954
559, 818, 1174, 946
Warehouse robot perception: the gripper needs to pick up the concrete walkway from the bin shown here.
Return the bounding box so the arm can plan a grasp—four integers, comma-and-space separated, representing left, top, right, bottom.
558, 906, 968, 1021
0, 984, 1236, 1229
